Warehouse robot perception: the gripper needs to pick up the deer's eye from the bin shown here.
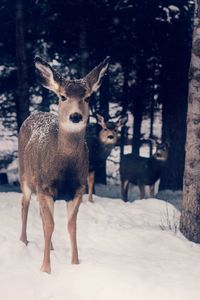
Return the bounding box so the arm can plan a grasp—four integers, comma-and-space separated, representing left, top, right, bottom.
60, 95, 66, 101
85, 97, 89, 103
104, 128, 108, 131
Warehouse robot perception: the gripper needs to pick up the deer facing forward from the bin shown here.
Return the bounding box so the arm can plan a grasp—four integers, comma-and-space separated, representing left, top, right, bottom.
18, 56, 109, 273
86, 114, 127, 202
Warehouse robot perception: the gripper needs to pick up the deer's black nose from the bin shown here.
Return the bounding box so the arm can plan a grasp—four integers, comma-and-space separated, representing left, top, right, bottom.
156, 152, 162, 158
108, 135, 114, 139
69, 113, 83, 123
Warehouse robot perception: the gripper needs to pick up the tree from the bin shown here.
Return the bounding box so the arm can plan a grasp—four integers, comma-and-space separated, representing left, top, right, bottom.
15, 0, 30, 131
180, 0, 200, 242
158, 1, 193, 191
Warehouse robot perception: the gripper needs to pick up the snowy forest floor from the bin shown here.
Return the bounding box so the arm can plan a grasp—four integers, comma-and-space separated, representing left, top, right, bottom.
0, 187, 200, 300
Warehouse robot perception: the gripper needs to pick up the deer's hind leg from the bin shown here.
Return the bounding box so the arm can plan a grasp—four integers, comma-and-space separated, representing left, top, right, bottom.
20, 181, 32, 245
121, 180, 129, 202
40, 208, 54, 251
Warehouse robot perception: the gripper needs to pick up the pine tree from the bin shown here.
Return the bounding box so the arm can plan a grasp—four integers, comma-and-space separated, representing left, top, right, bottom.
180, 0, 200, 242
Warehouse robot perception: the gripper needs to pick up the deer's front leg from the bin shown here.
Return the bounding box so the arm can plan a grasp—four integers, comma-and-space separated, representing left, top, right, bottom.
139, 184, 145, 199
67, 191, 83, 264
149, 184, 155, 198
121, 180, 129, 202
87, 171, 95, 202
38, 193, 54, 273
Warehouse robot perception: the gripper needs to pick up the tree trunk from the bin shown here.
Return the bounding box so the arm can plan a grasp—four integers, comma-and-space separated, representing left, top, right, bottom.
131, 98, 143, 156
120, 64, 129, 160
15, 0, 29, 131
180, 0, 200, 242
79, 0, 87, 77
131, 55, 145, 156
149, 97, 155, 156
159, 87, 187, 190
95, 74, 109, 184
159, 7, 192, 191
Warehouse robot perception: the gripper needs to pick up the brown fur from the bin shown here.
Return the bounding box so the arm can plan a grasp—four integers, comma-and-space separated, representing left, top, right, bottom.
19, 56, 110, 273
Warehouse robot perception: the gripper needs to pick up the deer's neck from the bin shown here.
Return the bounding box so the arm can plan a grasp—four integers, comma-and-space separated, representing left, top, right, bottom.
100, 141, 114, 155
57, 126, 86, 156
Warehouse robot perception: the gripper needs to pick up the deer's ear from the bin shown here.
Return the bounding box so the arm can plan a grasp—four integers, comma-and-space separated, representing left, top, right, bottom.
116, 115, 128, 128
96, 114, 106, 128
35, 57, 61, 92
163, 140, 170, 150
85, 56, 110, 95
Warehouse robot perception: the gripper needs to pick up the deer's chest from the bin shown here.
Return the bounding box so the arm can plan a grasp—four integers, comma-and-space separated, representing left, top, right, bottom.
38, 155, 88, 201
88, 143, 113, 171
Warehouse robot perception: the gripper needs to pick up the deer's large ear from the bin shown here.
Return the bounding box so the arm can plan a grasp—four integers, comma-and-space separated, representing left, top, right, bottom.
84, 56, 110, 96
162, 140, 170, 150
35, 56, 61, 92
96, 114, 106, 128
116, 115, 128, 128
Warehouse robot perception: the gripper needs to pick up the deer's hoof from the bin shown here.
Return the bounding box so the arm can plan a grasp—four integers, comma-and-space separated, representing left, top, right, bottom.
71, 259, 79, 265
40, 264, 51, 274
20, 236, 29, 246
88, 198, 94, 203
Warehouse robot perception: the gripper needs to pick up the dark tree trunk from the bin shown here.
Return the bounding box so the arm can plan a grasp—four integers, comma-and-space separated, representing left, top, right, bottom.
40, 89, 50, 112
149, 98, 155, 156
15, 0, 29, 132
131, 55, 145, 156
159, 88, 188, 190
131, 98, 143, 156
120, 64, 129, 160
79, 0, 87, 77
180, 0, 200, 242
95, 74, 109, 184
159, 8, 192, 191
99, 74, 109, 119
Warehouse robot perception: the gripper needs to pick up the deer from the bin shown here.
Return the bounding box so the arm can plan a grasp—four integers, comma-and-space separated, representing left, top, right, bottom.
86, 114, 127, 202
120, 141, 169, 202
18, 55, 110, 273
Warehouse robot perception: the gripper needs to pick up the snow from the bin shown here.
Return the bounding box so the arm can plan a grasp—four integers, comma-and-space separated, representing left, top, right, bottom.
6, 158, 19, 184
0, 121, 17, 154
0, 191, 200, 300
168, 5, 180, 12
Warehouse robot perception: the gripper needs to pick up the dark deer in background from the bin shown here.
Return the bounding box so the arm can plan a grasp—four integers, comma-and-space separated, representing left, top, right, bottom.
86, 114, 127, 202
18, 56, 110, 273
120, 141, 169, 202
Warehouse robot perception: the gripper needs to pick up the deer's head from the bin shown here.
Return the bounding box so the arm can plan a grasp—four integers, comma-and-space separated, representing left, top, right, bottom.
35, 56, 110, 132
154, 141, 169, 161
96, 114, 127, 145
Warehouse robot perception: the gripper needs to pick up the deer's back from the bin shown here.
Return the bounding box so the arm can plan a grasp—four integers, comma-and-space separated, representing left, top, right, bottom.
19, 112, 58, 173
19, 112, 88, 200
120, 154, 162, 185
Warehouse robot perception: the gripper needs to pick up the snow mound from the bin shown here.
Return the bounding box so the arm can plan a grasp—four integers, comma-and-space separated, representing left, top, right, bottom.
0, 193, 200, 300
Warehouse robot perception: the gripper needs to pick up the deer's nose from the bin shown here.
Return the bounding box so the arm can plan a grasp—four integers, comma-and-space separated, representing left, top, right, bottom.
69, 113, 83, 123
107, 135, 114, 139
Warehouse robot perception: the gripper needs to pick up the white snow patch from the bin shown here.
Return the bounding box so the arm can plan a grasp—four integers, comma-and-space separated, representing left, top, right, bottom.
168, 5, 180, 12
6, 158, 19, 184
0, 192, 200, 300
0, 122, 17, 153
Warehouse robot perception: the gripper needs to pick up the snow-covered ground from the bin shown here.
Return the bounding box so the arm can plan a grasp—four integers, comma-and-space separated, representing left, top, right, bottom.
0, 191, 200, 300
